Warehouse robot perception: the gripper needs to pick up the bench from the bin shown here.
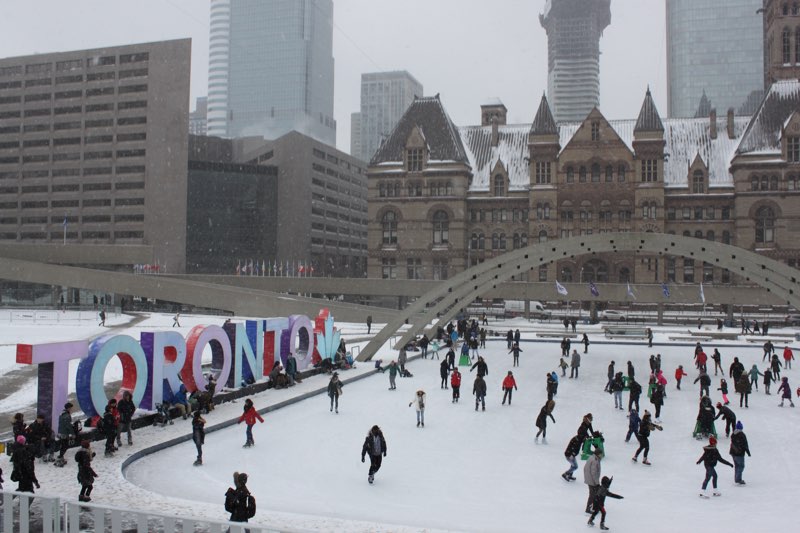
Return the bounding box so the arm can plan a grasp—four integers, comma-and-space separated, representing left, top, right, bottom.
604, 327, 649, 339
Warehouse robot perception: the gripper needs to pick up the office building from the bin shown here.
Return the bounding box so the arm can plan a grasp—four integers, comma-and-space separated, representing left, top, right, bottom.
189, 96, 208, 135
207, 0, 336, 145
0, 39, 191, 272
666, 0, 764, 118
353, 71, 423, 162
539, 0, 611, 123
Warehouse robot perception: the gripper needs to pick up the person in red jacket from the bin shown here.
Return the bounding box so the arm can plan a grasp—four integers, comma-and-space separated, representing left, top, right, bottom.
695, 351, 708, 372
501, 371, 518, 405
450, 368, 462, 403
675, 365, 688, 390
238, 398, 264, 448
783, 346, 795, 369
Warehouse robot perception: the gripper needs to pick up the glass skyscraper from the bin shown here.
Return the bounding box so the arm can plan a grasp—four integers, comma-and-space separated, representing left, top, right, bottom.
207, 0, 336, 145
666, 0, 764, 118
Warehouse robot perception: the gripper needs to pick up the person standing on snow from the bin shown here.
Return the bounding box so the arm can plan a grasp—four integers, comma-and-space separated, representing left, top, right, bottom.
770, 353, 783, 381
736, 373, 752, 408
192, 410, 206, 466
711, 349, 723, 376
763, 366, 774, 395
697, 436, 733, 498
582, 333, 590, 354
783, 346, 795, 369
237, 398, 264, 447
386, 361, 399, 390
587, 475, 623, 530
501, 371, 518, 405
611, 372, 625, 410
361, 425, 387, 484
75, 440, 97, 502
628, 378, 642, 412
117, 390, 136, 447
694, 370, 711, 398
675, 365, 688, 390
535, 400, 556, 443
225, 472, 255, 523
451, 368, 462, 403
439, 358, 450, 389
409, 390, 426, 427
604, 361, 615, 393
508, 342, 523, 367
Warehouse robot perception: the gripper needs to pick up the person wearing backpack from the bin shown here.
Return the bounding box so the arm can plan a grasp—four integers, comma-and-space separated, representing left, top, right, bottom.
75, 440, 98, 502
225, 471, 256, 523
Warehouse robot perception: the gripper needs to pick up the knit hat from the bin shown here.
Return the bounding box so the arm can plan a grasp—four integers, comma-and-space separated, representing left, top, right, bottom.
709, 436, 717, 446
16, 435, 26, 445
64, 402, 73, 409
736, 421, 743, 430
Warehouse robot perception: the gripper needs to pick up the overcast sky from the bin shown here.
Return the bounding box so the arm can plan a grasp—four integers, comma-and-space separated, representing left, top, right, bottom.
0, 0, 667, 154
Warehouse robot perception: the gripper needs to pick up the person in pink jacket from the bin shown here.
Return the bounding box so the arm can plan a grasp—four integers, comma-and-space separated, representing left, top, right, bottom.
238, 398, 264, 448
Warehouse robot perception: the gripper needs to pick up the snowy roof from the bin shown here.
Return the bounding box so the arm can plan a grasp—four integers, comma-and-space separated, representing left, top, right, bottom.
460, 124, 530, 191
370, 95, 468, 166
737, 80, 800, 155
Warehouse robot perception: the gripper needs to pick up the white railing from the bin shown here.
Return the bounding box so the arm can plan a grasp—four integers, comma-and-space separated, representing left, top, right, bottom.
1, 490, 295, 533
1, 490, 61, 533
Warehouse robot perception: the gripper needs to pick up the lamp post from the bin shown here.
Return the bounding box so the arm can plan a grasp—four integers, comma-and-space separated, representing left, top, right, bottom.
579, 267, 584, 319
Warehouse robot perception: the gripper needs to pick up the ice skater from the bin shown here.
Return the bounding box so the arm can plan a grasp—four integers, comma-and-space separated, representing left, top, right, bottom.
777, 376, 795, 407
714, 402, 736, 437
238, 398, 264, 447
697, 436, 733, 498
473, 374, 487, 411
587, 476, 623, 530
562, 435, 581, 482
361, 425, 387, 484
717, 378, 729, 405
440, 359, 449, 389
327, 372, 343, 413
192, 410, 206, 466
675, 365, 687, 390
730, 421, 751, 485
172, 313, 181, 327
631, 410, 662, 465
501, 371, 518, 405
535, 400, 555, 443
451, 367, 461, 402
508, 342, 522, 367
409, 389, 426, 427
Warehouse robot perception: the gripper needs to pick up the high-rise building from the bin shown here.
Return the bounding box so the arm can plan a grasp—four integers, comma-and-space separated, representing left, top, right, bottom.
539, 0, 611, 123
350, 111, 362, 159
207, 0, 336, 145
353, 71, 423, 162
666, 0, 764, 118
189, 96, 208, 136
0, 39, 190, 272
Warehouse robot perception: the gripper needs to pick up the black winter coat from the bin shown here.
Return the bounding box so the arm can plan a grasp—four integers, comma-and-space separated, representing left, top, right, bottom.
536, 406, 555, 429
576, 420, 594, 442
75, 449, 97, 485
697, 446, 733, 468
564, 435, 582, 458
715, 405, 736, 422
117, 399, 136, 424
730, 430, 751, 457
10, 445, 37, 493
473, 378, 487, 396
361, 432, 387, 458
470, 360, 488, 377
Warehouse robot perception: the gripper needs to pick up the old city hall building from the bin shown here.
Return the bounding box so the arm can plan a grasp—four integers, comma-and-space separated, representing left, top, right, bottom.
365, 83, 800, 286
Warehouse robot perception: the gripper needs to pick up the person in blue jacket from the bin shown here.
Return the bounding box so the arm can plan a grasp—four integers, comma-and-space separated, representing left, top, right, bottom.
172, 384, 190, 419
624, 408, 640, 443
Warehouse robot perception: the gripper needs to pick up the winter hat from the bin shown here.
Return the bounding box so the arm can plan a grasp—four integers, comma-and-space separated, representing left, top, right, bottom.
716, 402, 722, 408
735, 421, 743, 431
16, 435, 26, 445
709, 436, 717, 446
81, 440, 90, 448
238, 472, 248, 485
64, 402, 74, 410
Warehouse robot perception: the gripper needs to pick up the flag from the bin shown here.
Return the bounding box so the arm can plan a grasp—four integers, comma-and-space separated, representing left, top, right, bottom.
299, 263, 305, 274
699, 283, 706, 304
262, 260, 266, 277
555, 280, 569, 296
589, 282, 599, 297
62, 215, 68, 228
662, 283, 670, 298
627, 282, 636, 300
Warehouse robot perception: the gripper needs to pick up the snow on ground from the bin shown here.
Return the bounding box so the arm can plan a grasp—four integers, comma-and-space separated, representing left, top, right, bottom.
2, 312, 800, 532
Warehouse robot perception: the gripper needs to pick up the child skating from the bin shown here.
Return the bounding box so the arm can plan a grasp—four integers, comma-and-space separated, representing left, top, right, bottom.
238, 398, 264, 447
777, 376, 795, 406
451, 368, 461, 402
587, 476, 623, 530
697, 436, 733, 498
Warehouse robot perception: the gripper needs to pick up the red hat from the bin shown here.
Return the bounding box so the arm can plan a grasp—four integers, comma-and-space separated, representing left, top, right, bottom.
709, 436, 717, 446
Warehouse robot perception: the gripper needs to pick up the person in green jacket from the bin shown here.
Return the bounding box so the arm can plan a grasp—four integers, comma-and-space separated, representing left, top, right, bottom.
387, 361, 398, 390
748, 364, 762, 391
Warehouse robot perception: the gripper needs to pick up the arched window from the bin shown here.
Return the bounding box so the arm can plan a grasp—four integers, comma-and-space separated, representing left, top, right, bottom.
761, 176, 769, 191
783, 27, 791, 64
445, 181, 453, 196
770, 175, 779, 190
794, 2, 799, 15
544, 203, 551, 219
579, 166, 587, 182
722, 231, 731, 244
539, 230, 548, 243
566, 166, 574, 183
694, 230, 703, 239
692, 170, 704, 194
379, 182, 386, 197
499, 233, 507, 250
796, 26, 800, 62
605, 165, 613, 182
683, 230, 691, 237
583, 259, 609, 282
591, 163, 601, 182
561, 267, 573, 282
751, 175, 759, 191
493, 175, 505, 196
783, 3, 790, 16
492, 232, 500, 250
478, 233, 485, 250
618, 164, 626, 182
706, 230, 715, 242
381, 211, 397, 245
520, 233, 528, 247
755, 206, 775, 243
470, 232, 479, 250
432, 210, 449, 244
618, 267, 631, 283
513, 233, 521, 249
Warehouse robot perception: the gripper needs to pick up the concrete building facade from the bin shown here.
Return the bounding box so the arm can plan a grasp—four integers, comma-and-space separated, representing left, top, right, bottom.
206, 0, 336, 145
666, 0, 764, 118
352, 71, 423, 163
0, 39, 191, 273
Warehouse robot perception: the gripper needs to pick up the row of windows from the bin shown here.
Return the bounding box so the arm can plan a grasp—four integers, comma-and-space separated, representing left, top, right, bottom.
0, 85, 147, 106
0, 149, 145, 166
469, 208, 529, 223
378, 180, 453, 198
380, 210, 450, 246
0, 182, 144, 196
0, 213, 143, 225
0, 133, 146, 150
0, 68, 148, 90
667, 206, 731, 221
565, 164, 629, 183
0, 230, 143, 241
381, 257, 449, 280
750, 173, 800, 192
0, 55, 148, 80
469, 232, 530, 251
780, 26, 800, 64
666, 258, 731, 284
0, 100, 147, 117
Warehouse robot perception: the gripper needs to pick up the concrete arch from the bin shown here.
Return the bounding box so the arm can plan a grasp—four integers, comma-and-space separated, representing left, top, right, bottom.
358, 232, 800, 361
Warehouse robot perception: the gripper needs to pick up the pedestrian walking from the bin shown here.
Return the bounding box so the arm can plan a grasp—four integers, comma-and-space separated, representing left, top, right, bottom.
647, 327, 653, 347
327, 372, 343, 413
587, 476, 623, 530
366, 315, 373, 334
172, 313, 181, 327
729, 421, 751, 485
117, 390, 135, 446
697, 436, 733, 498
192, 411, 206, 466
535, 400, 556, 443
473, 374, 487, 411
360, 425, 387, 484
451, 368, 461, 402
501, 371, 518, 405
237, 398, 264, 447
98, 309, 106, 326
75, 440, 97, 501
409, 390, 426, 427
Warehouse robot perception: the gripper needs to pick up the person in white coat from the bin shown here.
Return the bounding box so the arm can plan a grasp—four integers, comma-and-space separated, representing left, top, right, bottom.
409, 390, 426, 427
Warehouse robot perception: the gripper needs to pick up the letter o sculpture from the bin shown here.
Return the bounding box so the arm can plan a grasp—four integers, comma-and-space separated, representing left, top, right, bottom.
182, 325, 231, 392
76, 335, 147, 417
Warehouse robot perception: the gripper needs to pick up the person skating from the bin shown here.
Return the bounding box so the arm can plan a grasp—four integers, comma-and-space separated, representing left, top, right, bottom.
626, 361, 635, 380
694, 370, 711, 398
625, 408, 640, 443
748, 364, 762, 392
783, 345, 795, 369
576, 413, 595, 447
770, 353, 782, 381
366, 315, 372, 334
647, 327, 653, 347
501, 371, 518, 405
570, 349, 581, 379
711, 348, 723, 376
192, 410, 206, 466
583, 447, 603, 514
560, 337, 570, 357
361, 425, 387, 484
763, 340, 774, 362
714, 403, 737, 437
547, 372, 558, 401
611, 372, 625, 410
582, 333, 590, 354
587, 475, 623, 530
729, 357, 745, 383
98, 308, 106, 326
675, 365, 688, 390
730, 421, 751, 485
451, 368, 461, 402
777, 376, 795, 406
559, 357, 568, 377
238, 398, 264, 447
535, 400, 556, 443
763, 366, 774, 394
398, 347, 408, 375
117, 390, 136, 446
409, 390, 426, 427
650, 383, 665, 422
419, 334, 430, 358
473, 374, 487, 411
225, 472, 256, 522
631, 410, 662, 465
562, 435, 581, 481
736, 373, 752, 408
75, 440, 97, 502
386, 361, 399, 390
470, 356, 488, 378
327, 372, 343, 413
604, 361, 615, 393
697, 436, 733, 497
10, 435, 39, 493
507, 329, 514, 350
509, 342, 522, 367
717, 378, 730, 405
696, 396, 716, 439
628, 378, 642, 412
172, 313, 181, 327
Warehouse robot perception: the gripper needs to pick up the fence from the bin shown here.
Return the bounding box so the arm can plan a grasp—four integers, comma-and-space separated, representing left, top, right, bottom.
1, 490, 295, 533
0, 308, 115, 325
